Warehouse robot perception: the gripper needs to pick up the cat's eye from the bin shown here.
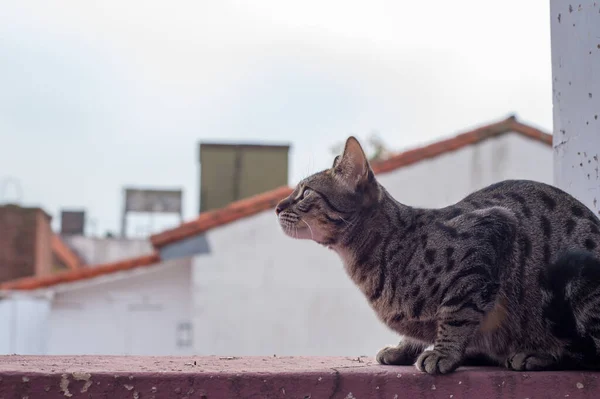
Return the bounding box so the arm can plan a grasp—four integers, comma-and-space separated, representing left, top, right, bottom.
302, 189, 313, 198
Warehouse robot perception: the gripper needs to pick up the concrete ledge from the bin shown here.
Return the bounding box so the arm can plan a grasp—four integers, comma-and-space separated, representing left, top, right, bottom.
0, 355, 599, 398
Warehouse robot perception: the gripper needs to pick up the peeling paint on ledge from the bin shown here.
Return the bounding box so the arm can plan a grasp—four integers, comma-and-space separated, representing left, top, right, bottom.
0, 356, 599, 398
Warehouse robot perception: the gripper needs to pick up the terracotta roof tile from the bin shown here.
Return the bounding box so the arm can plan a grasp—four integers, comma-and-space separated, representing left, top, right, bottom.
151, 186, 294, 248
0, 252, 160, 291
151, 115, 551, 249
371, 115, 551, 174
51, 234, 83, 270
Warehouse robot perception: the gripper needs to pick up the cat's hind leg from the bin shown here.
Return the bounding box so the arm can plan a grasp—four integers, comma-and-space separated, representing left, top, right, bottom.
534, 250, 600, 371
566, 256, 600, 370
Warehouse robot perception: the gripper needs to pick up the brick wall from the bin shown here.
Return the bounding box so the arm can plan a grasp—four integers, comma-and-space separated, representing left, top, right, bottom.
0, 205, 52, 283
34, 209, 53, 277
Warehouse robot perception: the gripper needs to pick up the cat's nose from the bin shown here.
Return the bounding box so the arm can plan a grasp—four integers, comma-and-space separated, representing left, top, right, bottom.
275, 199, 288, 215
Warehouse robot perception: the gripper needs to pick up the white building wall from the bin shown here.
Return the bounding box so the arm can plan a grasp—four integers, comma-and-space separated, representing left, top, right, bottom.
192, 133, 553, 357
193, 214, 389, 356
0, 294, 51, 355
45, 257, 193, 355
378, 133, 553, 208
64, 235, 154, 265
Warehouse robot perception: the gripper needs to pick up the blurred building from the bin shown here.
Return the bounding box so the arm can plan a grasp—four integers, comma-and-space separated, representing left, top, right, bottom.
198, 142, 290, 213
0, 115, 553, 356
62, 235, 154, 266
0, 205, 81, 283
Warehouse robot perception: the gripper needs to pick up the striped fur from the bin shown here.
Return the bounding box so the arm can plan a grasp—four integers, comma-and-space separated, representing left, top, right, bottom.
276, 136, 600, 374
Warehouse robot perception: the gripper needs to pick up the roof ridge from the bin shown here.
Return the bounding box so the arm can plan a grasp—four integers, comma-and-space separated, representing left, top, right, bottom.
505, 118, 553, 146
51, 234, 84, 270
371, 116, 550, 174
0, 252, 160, 291
150, 185, 293, 248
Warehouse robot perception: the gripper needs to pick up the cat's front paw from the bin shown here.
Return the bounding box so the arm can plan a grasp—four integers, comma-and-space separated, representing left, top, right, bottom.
416, 349, 462, 375
376, 345, 418, 366
376, 340, 426, 366
505, 352, 557, 371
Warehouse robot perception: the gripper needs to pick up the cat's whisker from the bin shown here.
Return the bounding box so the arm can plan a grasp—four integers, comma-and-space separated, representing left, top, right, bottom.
339, 216, 353, 228
283, 223, 294, 238
303, 220, 315, 240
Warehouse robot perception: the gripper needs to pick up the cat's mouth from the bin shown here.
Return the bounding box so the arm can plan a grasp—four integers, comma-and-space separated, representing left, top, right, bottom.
279, 220, 312, 240
278, 214, 334, 247
282, 225, 311, 239
278, 213, 315, 240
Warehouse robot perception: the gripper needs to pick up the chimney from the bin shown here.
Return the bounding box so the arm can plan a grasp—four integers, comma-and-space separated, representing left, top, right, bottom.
0, 205, 53, 283
198, 142, 290, 213
60, 209, 86, 236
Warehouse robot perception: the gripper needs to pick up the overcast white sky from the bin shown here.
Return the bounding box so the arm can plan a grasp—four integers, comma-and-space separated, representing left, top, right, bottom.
0, 1, 553, 236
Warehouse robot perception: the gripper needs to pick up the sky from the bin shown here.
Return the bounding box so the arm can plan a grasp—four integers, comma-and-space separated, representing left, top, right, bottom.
0, 0, 553, 237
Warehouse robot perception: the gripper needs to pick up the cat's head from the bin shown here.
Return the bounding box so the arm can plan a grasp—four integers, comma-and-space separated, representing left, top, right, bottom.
275, 136, 381, 247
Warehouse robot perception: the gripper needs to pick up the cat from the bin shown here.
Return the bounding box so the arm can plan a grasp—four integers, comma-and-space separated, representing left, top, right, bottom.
275, 135, 600, 374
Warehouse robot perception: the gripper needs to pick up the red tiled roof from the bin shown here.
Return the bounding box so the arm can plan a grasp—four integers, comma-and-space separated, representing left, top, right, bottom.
371, 115, 552, 174
151, 186, 294, 248
51, 234, 83, 270
0, 252, 160, 291
151, 115, 551, 248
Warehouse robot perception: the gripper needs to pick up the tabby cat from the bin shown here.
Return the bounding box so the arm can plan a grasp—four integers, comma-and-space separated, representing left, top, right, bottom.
276, 136, 600, 374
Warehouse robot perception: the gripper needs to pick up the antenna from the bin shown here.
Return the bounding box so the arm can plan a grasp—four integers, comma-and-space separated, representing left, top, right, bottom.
0, 177, 23, 204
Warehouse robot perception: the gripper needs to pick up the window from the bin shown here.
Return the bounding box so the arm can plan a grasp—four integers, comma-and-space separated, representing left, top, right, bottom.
176, 321, 193, 348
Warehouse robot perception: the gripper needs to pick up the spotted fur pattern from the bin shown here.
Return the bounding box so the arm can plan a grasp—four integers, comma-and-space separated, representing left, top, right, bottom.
276, 136, 600, 374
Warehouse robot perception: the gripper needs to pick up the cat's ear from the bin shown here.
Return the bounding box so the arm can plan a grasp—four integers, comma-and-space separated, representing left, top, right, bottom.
335, 136, 371, 189
332, 155, 341, 168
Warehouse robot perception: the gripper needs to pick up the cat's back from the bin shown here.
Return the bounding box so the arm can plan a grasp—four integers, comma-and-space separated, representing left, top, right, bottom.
455, 179, 600, 257
461, 179, 593, 220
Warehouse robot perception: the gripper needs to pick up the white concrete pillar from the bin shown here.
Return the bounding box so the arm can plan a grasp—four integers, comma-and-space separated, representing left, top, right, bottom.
550, 0, 600, 215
